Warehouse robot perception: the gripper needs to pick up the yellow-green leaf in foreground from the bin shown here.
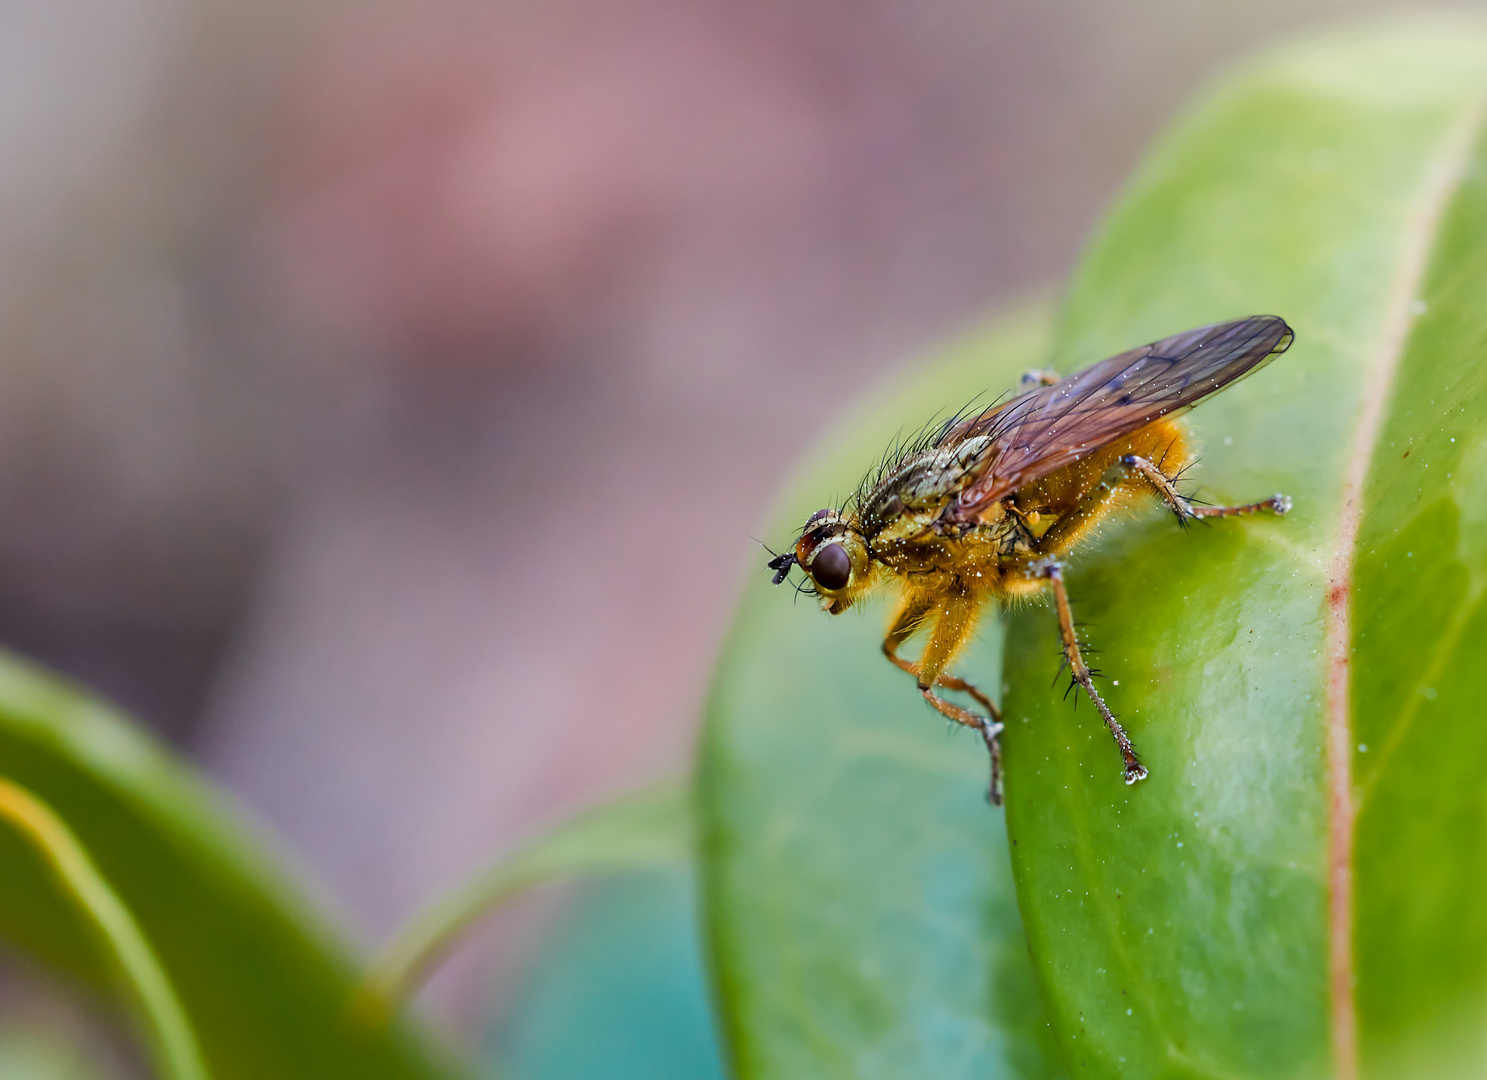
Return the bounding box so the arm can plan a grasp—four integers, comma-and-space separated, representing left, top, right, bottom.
0, 777, 204, 1080
1001, 21, 1487, 1080
0, 651, 465, 1080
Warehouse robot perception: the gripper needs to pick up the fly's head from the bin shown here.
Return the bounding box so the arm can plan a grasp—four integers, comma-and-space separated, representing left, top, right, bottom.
767, 508, 874, 614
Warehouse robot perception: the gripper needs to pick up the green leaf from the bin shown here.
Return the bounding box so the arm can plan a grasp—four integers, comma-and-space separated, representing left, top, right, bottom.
0, 650, 465, 1080
0, 777, 205, 1080
704, 19, 1487, 1080
363, 781, 692, 1015
999, 21, 1487, 1080
702, 301, 1069, 1080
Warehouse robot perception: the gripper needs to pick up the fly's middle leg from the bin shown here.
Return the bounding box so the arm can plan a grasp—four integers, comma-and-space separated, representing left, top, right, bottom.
1118, 454, 1290, 523
1033, 559, 1148, 786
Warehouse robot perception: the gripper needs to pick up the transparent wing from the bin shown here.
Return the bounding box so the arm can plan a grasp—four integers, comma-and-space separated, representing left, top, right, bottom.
948, 315, 1293, 520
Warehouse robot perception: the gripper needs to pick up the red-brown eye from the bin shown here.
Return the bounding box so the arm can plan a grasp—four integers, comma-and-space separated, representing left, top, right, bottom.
811, 543, 851, 590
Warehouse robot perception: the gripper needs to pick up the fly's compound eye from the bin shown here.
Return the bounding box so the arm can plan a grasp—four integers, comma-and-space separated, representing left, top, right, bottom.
810, 542, 851, 590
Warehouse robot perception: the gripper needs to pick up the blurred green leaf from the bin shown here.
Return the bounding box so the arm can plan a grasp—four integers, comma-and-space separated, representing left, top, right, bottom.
1000, 21, 1487, 1080
0, 651, 465, 1080
0, 777, 204, 1080
364, 781, 692, 1015
702, 301, 1069, 1080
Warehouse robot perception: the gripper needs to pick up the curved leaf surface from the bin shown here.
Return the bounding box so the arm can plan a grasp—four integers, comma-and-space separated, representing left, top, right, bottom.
1000, 22, 1487, 1080
702, 303, 1068, 1080
0, 777, 205, 1080
365, 780, 691, 1014
705, 19, 1487, 1080
0, 651, 464, 1080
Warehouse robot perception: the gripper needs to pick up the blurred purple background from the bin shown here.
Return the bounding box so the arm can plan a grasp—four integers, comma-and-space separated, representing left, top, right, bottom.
0, 0, 1464, 1047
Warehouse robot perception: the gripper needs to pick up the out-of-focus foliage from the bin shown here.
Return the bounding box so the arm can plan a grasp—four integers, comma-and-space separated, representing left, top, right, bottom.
365, 781, 692, 1014
703, 19, 1487, 1080
0, 776, 204, 1080
0, 630, 703, 1079
0, 651, 464, 1080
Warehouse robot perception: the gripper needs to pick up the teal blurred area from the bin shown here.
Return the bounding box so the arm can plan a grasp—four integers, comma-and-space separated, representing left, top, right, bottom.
485, 869, 723, 1080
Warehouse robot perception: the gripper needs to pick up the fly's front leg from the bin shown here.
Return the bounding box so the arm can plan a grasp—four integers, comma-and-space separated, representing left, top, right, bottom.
1031, 559, 1148, 786
885, 590, 1005, 804
882, 593, 934, 679
882, 595, 999, 719
1119, 454, 1290, 523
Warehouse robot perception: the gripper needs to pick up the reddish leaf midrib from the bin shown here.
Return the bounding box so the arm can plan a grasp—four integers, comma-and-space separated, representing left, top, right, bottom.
1323, 94, 1487, 1080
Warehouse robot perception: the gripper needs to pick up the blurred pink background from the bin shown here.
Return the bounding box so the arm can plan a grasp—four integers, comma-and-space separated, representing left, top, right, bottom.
0, 0, 1464, 1049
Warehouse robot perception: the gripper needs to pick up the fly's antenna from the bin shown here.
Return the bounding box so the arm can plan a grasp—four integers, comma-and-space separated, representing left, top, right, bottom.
754, 538, 799, 586
765, 550, 797, 585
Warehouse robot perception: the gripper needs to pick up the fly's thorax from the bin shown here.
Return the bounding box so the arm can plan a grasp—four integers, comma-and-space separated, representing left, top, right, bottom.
873, 525, 1006, 579
860, 435, 997, 533
868, 504, 940, 548
930, 433, 996, 476
864, 489, 1011, 548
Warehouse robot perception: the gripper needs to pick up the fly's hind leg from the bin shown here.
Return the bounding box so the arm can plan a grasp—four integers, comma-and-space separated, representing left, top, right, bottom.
1119, 454, 1290, 523
1023, 449, 1290, 786
1017, 478, 1148, 783
883, 591, 1005, 804
1033, 560, 1147, 786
